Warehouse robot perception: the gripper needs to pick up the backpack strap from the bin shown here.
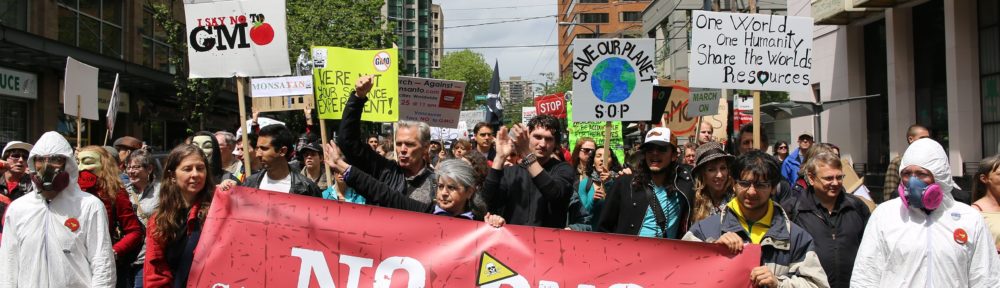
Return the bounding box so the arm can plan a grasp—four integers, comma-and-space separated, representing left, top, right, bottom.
642, 184, 669, 238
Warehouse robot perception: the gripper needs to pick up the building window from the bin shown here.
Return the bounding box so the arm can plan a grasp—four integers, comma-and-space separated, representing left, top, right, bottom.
579, 13, 609, 24
981, 0, 1000, 156
621, 11, 642, 22
0, 0, 29, 30
912, 0, 949, 151
580, 0, 609, 3
0, 97, 28, 147
406, 8, 415, 18
434, 36, 438, 43
57, 0, 123, 58
142, 6, 173, 73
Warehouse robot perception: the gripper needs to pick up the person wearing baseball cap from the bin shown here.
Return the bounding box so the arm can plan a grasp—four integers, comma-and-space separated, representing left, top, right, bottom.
1, 141, 35, 203
297, 142, 328, 190
597, 127, 695, 239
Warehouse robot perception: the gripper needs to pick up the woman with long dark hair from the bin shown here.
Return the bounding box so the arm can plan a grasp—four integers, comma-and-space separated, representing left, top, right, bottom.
971, 154, 1000, 252
144, 144, 216, 287
772, 141, 789, 162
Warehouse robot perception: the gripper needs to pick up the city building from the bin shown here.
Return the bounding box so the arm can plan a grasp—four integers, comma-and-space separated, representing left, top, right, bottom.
501, 76, 535, 104
384, 0, 437, 77
0, 0, 242, 150
431, 4, 443, 69
793, 0, 995, 199
557, 0, 653, 77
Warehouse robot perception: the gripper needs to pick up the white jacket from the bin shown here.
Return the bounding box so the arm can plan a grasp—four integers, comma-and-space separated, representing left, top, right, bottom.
852, 139, 1000, 287
0, 132, 116, 288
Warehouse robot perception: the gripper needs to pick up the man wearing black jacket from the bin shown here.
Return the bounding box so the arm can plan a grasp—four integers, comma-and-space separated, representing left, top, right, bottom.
338, 75, 436, 205
483, 114, 574, 228
598, 127, 695, 239
241, 124, 322, 197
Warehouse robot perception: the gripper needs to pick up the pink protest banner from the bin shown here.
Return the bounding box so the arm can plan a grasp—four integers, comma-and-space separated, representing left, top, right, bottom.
188, 187, 762, 287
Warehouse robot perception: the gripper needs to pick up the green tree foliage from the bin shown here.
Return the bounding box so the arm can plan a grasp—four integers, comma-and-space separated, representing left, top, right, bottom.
286, 0, 396, 55
543, 75, 573, 95
150, 3, 219, 133
733, 90, 790, 104
436, 50, 492, 110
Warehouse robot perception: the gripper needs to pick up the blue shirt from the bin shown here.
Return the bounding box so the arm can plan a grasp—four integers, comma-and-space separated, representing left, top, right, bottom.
638, 185, 684, 238
322, 185, 366, 204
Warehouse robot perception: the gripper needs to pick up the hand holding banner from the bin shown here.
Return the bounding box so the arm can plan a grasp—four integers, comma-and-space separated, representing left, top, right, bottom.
189, 187, 763, 287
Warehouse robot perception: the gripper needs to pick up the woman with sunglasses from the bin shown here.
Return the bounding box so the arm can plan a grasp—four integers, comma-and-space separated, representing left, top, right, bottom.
772, 141, 789, 163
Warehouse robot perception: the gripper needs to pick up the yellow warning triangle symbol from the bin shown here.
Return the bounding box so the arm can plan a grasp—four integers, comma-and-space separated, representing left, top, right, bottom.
476, 251, 518, 286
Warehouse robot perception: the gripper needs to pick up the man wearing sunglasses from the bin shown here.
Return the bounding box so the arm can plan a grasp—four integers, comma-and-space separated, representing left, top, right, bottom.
1, 141, 35, 204
598, 127, 695, 239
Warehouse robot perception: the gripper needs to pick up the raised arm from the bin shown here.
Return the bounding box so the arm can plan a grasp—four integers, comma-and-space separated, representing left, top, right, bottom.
336, 75, 392, 176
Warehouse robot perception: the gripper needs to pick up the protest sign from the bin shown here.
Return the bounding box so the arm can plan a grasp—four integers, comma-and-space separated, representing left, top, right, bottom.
567, 101, 625, 163
533, 93, 566, 118
689, 11, 813, 91
251, 76, 313, 97
431, 121, 469, 141
183, 0, 290, 78
460, 110, 486, 130
688, 89, 722, 117
650, 86, 672, 124
733, 94, 754, 132
312, 46, 399, 122
63, 57, 99, 120
701, 98, 731, 145
521, 107, 536, 125
189, 187, 762, 287
398, 76, 467, 128
571, 39, 656, 122
657, 80, 699, 138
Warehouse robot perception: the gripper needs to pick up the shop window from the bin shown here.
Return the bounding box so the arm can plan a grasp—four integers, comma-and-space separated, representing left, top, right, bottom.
57, 0, 123, 58
0, 97, 28, 146
0, 0, 29, 30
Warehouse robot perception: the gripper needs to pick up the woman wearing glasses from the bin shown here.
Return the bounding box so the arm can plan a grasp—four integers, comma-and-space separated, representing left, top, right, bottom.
772, 141, 789, 163
124, 149, 161, 288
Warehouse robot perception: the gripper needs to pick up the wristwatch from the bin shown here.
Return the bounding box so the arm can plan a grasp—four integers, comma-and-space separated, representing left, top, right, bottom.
519, 153, 538, 168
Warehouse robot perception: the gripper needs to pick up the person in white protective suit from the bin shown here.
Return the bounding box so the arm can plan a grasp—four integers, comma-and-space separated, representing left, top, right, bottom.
851, 138, 1000, 287
0, 131, 116, 287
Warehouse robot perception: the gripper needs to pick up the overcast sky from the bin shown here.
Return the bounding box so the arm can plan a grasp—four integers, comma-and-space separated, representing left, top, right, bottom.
435, 0, 559, 87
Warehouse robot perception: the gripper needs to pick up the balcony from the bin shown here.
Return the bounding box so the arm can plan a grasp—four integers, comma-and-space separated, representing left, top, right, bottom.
811, 0, 882, 25
853, 0, 917, 8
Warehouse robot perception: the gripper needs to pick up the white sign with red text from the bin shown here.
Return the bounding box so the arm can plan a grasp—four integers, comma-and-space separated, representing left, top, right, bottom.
398, 76, 467, 128
184, 0, 290, 78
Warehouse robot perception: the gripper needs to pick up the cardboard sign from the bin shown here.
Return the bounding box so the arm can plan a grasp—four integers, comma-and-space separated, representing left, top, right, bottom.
657, 80, 699, 138
533, 93, 566, 119
567, 101, 625, 163
183, 0, 291, 78
63, 57, 99, 120
188, 187, 763, 287
688, 89, 722, 117
689, 11, 813, 91
700, 98, 731, 145
312, 46, 399, 122
398, 76, 467, 128
251, 76, 313, 97
521, 107, 537, 126
571, 39, 657, 121
460, 110, 486, 130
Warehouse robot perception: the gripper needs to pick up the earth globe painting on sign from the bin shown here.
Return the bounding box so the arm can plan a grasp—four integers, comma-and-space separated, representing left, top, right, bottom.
590, 57, 636, 103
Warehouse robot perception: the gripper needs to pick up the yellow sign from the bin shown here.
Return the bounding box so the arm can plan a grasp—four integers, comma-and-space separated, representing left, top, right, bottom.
476, 252, 518, 286
311, 46, 399, 122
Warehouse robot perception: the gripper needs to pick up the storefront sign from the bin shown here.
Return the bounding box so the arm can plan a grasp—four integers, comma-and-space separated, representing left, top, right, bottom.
0, 66, 37, 100
188, 187, 763, 287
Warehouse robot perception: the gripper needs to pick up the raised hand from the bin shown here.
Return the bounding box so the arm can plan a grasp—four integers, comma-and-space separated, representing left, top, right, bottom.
495, 126, 514, 158
355, 75, 374, 99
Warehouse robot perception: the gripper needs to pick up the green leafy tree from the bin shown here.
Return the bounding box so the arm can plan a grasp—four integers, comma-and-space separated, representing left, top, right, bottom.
436, 50, 492, 110
543, 75, 573, 95
150, 3, 220, 133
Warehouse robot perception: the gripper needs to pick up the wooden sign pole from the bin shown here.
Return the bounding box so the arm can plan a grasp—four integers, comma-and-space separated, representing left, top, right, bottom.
76, 95, 82, 150
602, 121, 611, 169
236, 77, 252, 174
749, 0, 762, 150
319, 116, 332, 189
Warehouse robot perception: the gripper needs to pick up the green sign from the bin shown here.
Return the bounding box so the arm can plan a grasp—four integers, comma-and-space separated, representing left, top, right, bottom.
567, 101, 625, 165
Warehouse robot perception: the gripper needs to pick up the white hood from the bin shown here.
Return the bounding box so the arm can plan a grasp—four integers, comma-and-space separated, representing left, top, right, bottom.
27, 131, 80, 189
898, 138, 961, 195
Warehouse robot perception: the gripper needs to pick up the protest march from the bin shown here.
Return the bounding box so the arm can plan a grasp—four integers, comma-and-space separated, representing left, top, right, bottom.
1, 0, 999, 287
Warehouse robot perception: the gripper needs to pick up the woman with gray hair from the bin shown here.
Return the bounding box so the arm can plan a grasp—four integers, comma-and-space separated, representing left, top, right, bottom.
323, 140, 505, 227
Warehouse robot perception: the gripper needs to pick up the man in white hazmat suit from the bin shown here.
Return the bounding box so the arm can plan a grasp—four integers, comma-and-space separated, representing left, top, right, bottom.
0, 131, 116, 287
851, 138, 1000, 287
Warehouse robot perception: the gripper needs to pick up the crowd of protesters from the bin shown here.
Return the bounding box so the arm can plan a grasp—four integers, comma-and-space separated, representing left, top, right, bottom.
1, 76, 999, 287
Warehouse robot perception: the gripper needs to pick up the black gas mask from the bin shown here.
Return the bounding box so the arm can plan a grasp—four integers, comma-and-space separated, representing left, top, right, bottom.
31, 155, 70, 192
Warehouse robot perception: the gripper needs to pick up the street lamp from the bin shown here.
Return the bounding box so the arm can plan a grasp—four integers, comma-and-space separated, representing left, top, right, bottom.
558, 21, 600, 38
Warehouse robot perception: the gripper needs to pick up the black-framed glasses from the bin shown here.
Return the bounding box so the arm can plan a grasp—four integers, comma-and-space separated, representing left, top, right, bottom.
735, 180, 772, 190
